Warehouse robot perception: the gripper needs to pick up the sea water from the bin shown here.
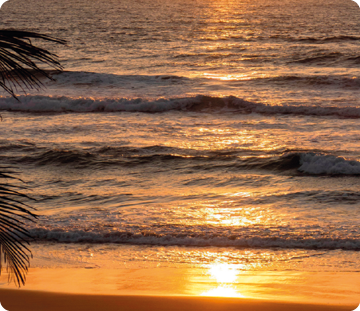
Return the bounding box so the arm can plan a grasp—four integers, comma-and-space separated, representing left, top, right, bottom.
0, 0, 359, 295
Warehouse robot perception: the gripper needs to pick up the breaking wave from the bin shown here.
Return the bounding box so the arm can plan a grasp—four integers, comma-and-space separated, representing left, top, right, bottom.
298, 153, 360, 175
6, 142, 360, 175
29, 227, 360, 251
1, 95, 360, 118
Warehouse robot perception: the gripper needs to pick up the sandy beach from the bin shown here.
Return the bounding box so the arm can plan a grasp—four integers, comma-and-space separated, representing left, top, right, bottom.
0, 267, 358, 310
0, 290, 355, 311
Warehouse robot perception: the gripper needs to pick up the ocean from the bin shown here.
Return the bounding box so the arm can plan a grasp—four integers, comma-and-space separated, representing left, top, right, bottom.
0, 0, 359, 294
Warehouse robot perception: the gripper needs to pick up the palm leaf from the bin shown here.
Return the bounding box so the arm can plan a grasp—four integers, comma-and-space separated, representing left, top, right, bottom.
0, 29, 66, 99
0, 30, 65, 285
0, 168, 37, 286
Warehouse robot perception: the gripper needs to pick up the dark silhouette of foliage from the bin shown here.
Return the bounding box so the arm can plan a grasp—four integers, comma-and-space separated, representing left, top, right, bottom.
0, 169, 37, 286
0, 29, 65, 285
0, 29, 66, 99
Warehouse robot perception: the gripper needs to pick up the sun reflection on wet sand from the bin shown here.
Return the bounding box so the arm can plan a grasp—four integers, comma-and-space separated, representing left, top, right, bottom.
208, 263, 239, 283
200, 263, 245, 298
201, 286, 245, 298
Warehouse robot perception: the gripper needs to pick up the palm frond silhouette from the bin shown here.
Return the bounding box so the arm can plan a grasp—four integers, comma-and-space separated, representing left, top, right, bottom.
0, 169, 37, 286
0, 29, 66, 99
0, 29, 65, 285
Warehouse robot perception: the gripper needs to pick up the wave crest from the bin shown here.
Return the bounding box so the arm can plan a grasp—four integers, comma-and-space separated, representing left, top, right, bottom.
29, 228, 360, 251
10, 143, 360, 176
1, 95, 360, 118
298, 153, 360, 175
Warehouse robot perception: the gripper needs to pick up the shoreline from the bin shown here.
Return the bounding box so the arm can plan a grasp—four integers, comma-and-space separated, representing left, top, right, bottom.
0, 289, 355, 311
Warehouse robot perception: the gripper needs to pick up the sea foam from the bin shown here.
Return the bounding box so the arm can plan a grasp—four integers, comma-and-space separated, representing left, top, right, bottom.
1, 95, 360, 118
29, 228, 360, 251
298, 153, 360, 175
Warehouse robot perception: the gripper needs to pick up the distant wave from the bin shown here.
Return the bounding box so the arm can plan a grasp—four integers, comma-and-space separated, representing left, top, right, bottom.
252, 75, 360, 88
271, 35, 360, 43
50, 71, 190, 86
1, 95, 360, 118
290, 52, 343, 64
1, 71, 358, 100
29, 227, 360, 251
346, 55, 360, 64
52, 70, 360, 88
288, 52, 360, 66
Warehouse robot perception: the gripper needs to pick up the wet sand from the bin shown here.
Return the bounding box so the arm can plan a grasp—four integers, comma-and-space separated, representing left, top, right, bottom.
0, 268, 358, 310
0, 289, 355, 311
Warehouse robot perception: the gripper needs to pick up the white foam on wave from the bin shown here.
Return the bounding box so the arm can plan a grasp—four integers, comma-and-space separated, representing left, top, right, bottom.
1, 95, 360, 118
298, 153, 360, 175
0, 95, 193, 112
29, 228, 360, 250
